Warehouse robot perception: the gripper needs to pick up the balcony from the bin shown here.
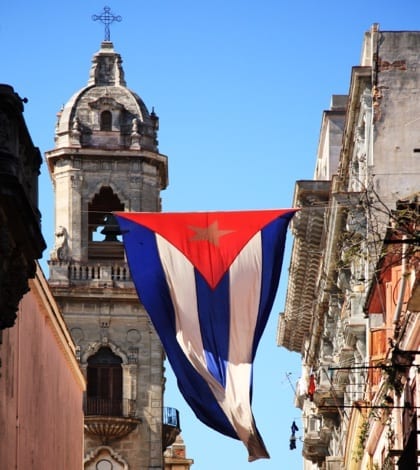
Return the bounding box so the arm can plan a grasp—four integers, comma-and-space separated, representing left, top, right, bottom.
162, 407, 181, 450
48, 260, 135, 289
84, 397, 140, 444
303, 415, 329, 464
313, 385, 345, 417
312, 370, 345, 419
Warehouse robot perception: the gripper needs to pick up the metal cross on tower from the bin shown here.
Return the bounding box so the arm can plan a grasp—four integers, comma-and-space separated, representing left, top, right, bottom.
92, 6, 122, 42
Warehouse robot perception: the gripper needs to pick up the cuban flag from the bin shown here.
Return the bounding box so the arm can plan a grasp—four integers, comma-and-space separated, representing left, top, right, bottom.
114, 209, 296, 461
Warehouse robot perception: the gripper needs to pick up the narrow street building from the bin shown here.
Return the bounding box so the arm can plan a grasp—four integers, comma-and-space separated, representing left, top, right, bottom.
0, 85, 85, 468
278, 25, 420, 469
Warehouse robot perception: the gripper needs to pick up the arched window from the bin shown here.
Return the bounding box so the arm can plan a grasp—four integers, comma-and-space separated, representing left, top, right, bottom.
100, 110, 112, 131
86, 347, 123, 416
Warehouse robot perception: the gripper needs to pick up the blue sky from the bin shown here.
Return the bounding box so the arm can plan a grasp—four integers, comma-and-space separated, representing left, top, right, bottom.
3, 1, 420, 468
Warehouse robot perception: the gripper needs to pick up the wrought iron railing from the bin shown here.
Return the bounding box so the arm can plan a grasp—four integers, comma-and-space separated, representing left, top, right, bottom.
84, 397, 136, 417
162, 407, 181, 450
163, 407, 180, 428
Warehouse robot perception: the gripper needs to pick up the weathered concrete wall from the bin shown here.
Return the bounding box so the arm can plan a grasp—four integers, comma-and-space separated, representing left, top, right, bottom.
372, 31, 420, 201
64, 293, 164, 469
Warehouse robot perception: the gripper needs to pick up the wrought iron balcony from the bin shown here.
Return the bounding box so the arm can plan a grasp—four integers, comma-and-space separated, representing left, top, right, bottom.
85, 397, 125, 416
84, 397, 140, 444
162, 407, 181, 450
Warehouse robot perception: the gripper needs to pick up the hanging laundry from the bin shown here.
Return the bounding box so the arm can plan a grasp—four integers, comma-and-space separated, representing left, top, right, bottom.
308, 374, 316, 401
289, 435, 297, 450
289, 420, 299, 450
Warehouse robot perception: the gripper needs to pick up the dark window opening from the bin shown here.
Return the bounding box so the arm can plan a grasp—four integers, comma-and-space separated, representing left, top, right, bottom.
100, 110, 112, 131
86, 347, 123, 416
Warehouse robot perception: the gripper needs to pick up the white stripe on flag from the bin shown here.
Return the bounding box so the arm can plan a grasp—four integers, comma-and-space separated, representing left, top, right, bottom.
155, 234, 225, 397
224, 232, 263, 454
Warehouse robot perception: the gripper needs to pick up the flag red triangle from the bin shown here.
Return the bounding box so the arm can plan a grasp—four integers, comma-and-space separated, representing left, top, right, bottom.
115, 210, 295, 288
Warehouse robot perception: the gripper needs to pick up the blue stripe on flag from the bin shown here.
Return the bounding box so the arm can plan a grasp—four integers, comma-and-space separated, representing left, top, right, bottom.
252, 216, 291, 358
116, 216, 238, 439
195, 272, 230, 388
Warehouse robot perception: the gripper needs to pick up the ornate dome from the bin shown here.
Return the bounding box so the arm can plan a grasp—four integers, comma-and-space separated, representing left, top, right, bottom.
54, 42, 159, 151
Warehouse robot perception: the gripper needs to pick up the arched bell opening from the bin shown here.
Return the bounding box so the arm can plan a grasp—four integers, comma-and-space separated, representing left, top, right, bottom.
88, 186, 124, 260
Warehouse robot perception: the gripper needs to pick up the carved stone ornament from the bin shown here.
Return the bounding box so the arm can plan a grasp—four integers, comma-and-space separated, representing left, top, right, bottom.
88, 96, 124, 111
84, 445, 129, 470
0, 227, 33, 329
50, 226, 71, 262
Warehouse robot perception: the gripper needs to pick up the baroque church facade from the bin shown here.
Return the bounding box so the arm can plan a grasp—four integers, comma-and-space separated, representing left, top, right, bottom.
46, 41, 192, 469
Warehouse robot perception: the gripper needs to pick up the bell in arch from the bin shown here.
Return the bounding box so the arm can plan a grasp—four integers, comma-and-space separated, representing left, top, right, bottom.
100, 214, 121, 242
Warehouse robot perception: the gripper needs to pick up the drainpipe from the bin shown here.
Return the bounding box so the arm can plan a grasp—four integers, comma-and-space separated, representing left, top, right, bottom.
393, 236, 408, 337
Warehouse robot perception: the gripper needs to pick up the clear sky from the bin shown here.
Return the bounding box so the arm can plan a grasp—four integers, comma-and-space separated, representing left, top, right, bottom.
3, 1, 420, 469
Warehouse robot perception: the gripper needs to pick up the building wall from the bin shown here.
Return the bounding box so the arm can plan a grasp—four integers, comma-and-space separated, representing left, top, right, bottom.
367, 30, 420, 202
74, 296, 165, 469
363, 258, 420, 469
313, 95, 347, 181
0, 264, 85, 469
280, 25, 420, 469
164, 435, 194, 470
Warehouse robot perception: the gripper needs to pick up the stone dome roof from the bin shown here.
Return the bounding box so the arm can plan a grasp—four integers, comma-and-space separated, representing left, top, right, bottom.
54, 42, 159, 151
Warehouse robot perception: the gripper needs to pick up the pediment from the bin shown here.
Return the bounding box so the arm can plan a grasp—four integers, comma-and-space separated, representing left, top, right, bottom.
89, 96, 124, 111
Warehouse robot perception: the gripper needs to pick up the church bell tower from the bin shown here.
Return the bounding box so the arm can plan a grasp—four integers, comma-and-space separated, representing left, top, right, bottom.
46, 38, 178, 469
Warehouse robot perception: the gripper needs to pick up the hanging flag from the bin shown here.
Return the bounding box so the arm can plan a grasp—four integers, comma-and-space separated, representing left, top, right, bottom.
114, 209, 297, 461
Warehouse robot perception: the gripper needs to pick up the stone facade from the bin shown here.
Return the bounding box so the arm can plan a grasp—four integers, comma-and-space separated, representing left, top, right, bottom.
279, 25, 420, 469
46, 41, 180, 469
164, 435, 194, 470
